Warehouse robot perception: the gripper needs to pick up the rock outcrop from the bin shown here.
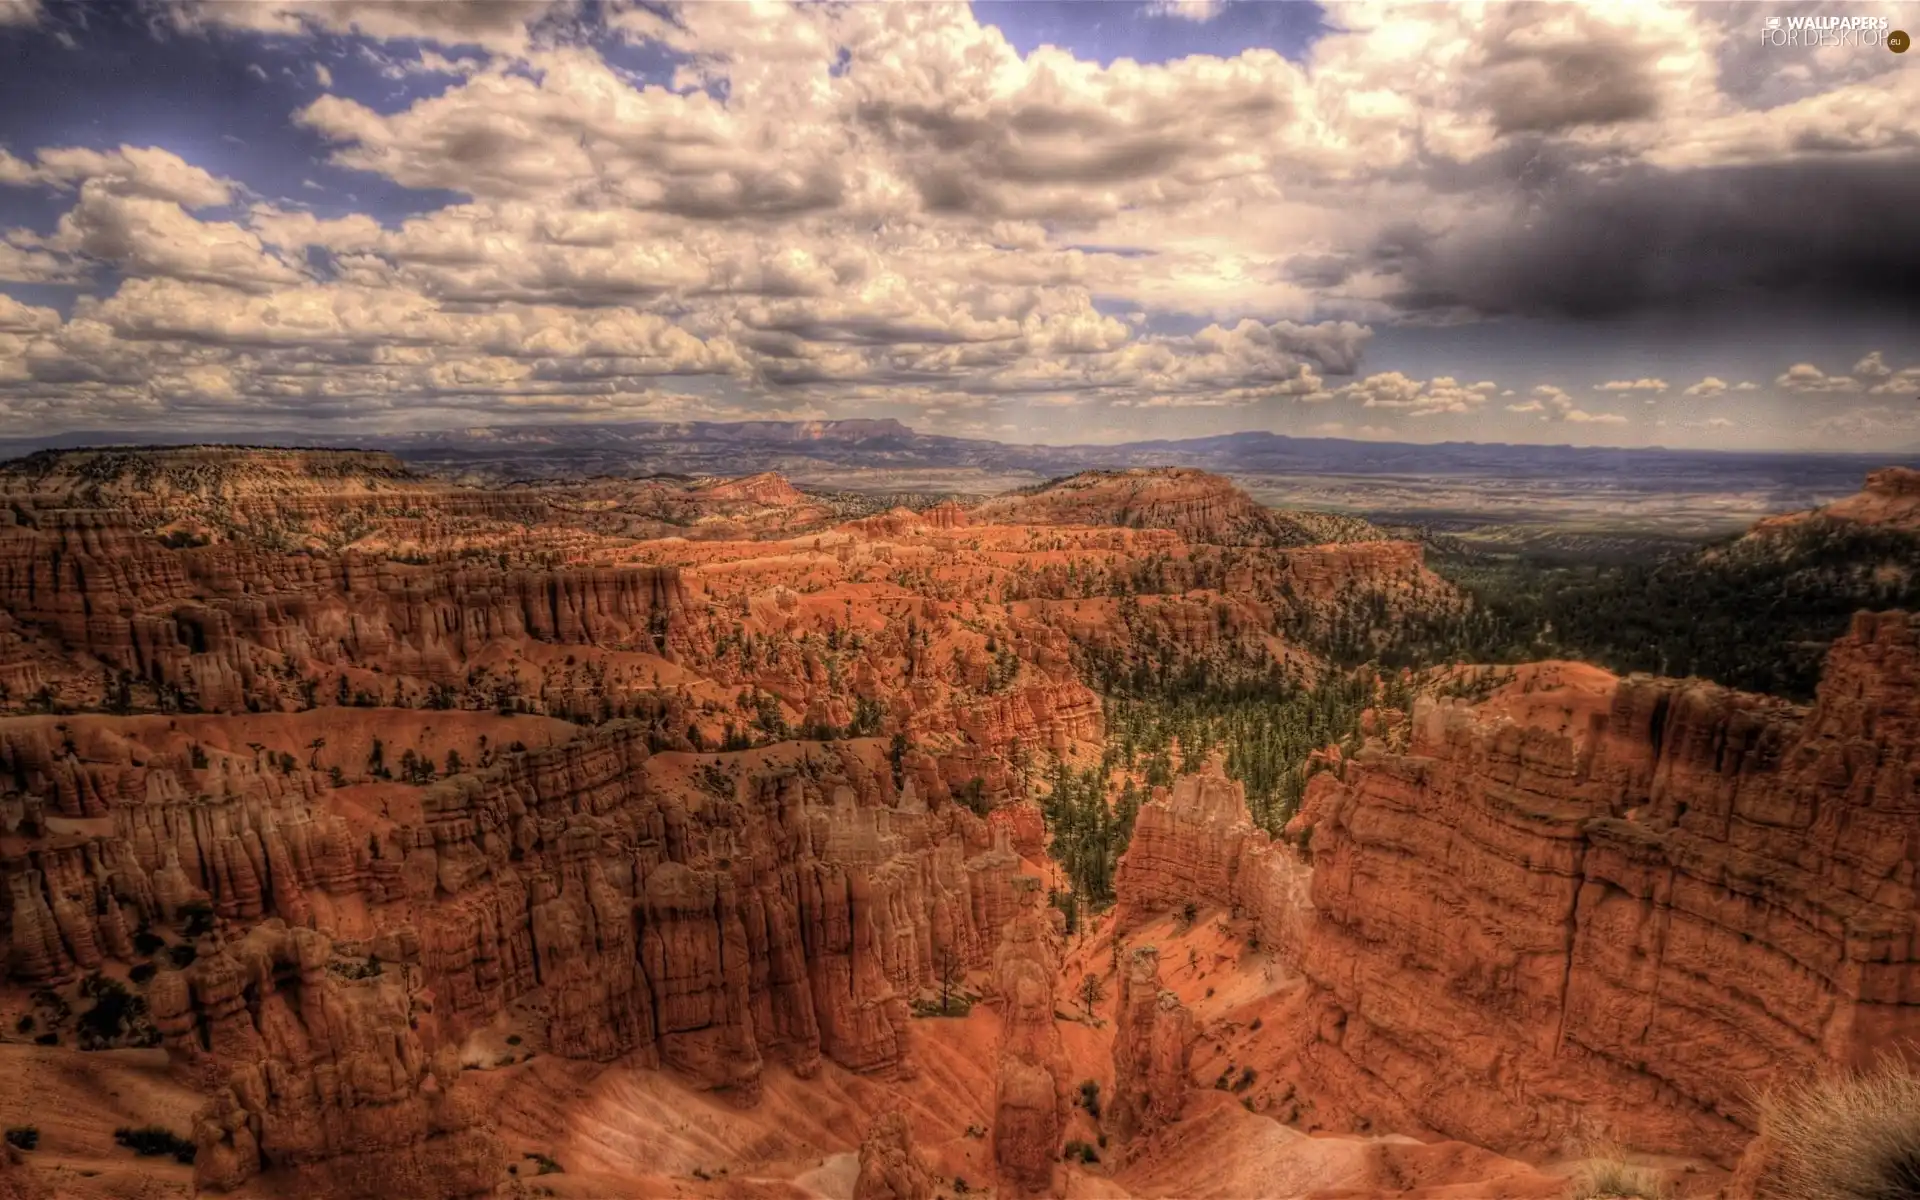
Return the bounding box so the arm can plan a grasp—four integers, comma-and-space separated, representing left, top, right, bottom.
1752, 465, 1920, 535
990, 876, 1070, 1194
1117, 617, 1920, 1167
1111, 945, 1192, 1142
150, 921, 503, 1199
973, 467, 1356, 548
852, 1111, 937, 1200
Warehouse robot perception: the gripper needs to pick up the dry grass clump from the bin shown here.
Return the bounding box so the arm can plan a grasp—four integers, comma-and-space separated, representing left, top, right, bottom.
1759, 1058, 1920, 1200
1571, 1153, 1668, 1200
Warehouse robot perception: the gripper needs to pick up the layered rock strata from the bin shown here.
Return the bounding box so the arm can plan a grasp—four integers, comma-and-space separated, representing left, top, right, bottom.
5, 716, 1026, 1195
1115, 615, 1920, 1165
150, 921, 503, 1198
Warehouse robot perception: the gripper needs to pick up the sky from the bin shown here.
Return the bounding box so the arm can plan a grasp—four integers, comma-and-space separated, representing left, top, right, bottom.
0, 0, 1916, 452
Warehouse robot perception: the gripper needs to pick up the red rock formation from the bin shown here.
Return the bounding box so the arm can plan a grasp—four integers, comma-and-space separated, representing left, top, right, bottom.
0, 509, 708, 714
1752, 466, 1920, 535
0, 711, 1032, 1138
990, 875, 1070, 1194
1111, 944, 1193, 1142
1114, 766, 1258, 931
1113, 617, 1920, 1167
694, 471, 805, 507
974, 468, 1312, 547
150, 921, 503, 1198
852, 1110, 937, 1200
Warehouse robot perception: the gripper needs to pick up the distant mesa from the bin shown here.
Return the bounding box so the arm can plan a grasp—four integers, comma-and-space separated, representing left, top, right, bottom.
690, 470, 806, 507
972, 467, 1386, 547
0, 445, 430, 505
1751, 465, 1920, 536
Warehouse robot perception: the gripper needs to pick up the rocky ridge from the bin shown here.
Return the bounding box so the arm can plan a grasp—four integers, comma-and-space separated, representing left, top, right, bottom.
973, 467, 1387, 548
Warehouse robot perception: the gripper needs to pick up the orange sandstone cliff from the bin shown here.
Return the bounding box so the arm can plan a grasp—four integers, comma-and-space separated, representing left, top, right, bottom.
1114, 616, 1920, 1169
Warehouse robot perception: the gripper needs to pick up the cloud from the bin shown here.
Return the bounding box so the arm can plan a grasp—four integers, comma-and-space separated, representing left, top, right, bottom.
1145, 0, 1225, 22
168, 0, 566, 56
0, 231, 79, 284
1775, 351, 1920, 397
1681, 377, 1764, 398
1306, 372, 1498, 417
1506, 384, 1627, 424
1594, 378, 1668, 393
0, 0, 38, 26
0, 144, 234, 208
49, 183, 305, 291
1377, 158, 1920, 321
0, 0, 1909, 444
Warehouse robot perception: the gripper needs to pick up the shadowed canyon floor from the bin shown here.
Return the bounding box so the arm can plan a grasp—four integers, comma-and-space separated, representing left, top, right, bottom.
0, 450, 1912, 1199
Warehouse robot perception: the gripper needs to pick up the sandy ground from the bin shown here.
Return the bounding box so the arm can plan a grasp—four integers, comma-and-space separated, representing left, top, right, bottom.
0, 1044, 201, 1199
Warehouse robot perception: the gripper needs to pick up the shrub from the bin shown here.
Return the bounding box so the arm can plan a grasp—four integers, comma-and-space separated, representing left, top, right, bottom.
506, 1035, 522, 1046
4, 1127, 37, 1152
33, 1033, 57, 1046
77, 977, 138, 1046
524, 1152, 563, 1176
169, 944, 197, 969
13, 1015, 31, 1035
1064, 1139, 1100, 1164
1232, 1066, 1256, 1093
1076, 1079, 1102, 1118
132, 930, 165, 957
114, 1126, 196, 1164
1757, 1059, 1920, 1200
129, 962, 157, 985
1571, 1154, 1667, 1200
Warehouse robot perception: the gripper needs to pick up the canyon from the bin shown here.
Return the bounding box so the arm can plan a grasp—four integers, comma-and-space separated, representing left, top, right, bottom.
0, 448, 1911, 1199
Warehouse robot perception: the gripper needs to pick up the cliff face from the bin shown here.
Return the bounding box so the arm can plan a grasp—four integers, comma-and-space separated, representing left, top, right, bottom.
1751, 465, 1920, 535
4, 715, 1026, 1194
0, 509, 708, 714
1115, 618, 1920, 1165
0, 446, 1579, 1196
152, 922, 503, 1199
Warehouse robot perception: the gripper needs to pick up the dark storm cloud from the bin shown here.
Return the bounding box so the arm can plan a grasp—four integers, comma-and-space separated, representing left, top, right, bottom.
1378, 157, 1920, 320
1283, 252, 1355, 289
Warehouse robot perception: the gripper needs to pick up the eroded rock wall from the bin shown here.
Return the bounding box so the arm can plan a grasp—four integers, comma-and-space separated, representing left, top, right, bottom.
151, 922, 503, 1199
1114, 614, 1920, 1165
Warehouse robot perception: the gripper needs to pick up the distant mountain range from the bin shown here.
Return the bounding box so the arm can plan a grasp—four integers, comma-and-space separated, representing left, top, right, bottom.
2, 418, 1908, 501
